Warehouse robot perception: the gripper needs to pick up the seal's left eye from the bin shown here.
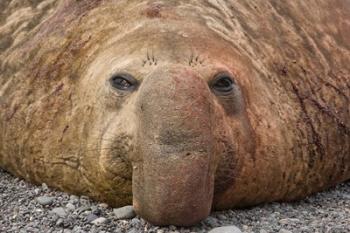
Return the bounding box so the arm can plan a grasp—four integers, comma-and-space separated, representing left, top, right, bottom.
109, 73, 137, 91
211, 73, 235, 95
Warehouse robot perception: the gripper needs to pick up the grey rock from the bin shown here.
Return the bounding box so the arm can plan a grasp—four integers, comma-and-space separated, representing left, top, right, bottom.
91, 217, 107, 225
341, 193, 350, 199
69, 195, 79, 204
86, 213, 99, 223
204, 216, 219, 227
76, 206, 90, 214
36, 196, 54, 206
208, 226, 242, 233
91, 206, 101, 215
113, 205, 136, 220
80, 196, 91, 205
127, 229, 139, 233
99, 203, 109, 209
24, 227, 39, 233
83, 210, 92, 216
66, 203, 75, 211
279, 218, 300, 225
70, 195, 79, 199
34, 188, 41, 195
41, 183, 49, 190
130, 218, 141, 227
217, 214, 227, 220
279, 229, 292, 233
56, 218, 64, 226
51, 207, 67, 218
279, 219, 290, 225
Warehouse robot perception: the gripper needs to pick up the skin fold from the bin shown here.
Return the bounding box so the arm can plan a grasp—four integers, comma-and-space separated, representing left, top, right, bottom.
0, 0, 349, 226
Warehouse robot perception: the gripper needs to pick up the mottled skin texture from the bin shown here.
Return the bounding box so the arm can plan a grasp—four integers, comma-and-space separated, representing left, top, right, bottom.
0, 0, 349, 226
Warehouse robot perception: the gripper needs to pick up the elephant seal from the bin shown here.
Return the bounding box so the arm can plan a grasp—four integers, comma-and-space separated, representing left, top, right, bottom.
0, 0, 349, 226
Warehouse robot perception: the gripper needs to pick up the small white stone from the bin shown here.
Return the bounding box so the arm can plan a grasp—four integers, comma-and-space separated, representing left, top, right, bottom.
113, 205, 136, 219
70, 195, 79, 200
91, 217, 107, 225
99, 203, 109, 208
34, 188, 41, 195
66, 203, 75, 211
208, 226, 242, 233
41, 183, 49, 190
36, 196, 54, 205
51, 207, 67, 218
279, 229, 292, 233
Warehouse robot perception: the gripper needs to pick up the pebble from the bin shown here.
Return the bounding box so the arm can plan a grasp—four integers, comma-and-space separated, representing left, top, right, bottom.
130, 218, 141, 227
127, 229, 139, 233
113, 205, 136, 219
279, 229, 292, 233
204, 216, 219, 227
69, 195, 79, 204
41, 183, 49, 191
80, 196, 91, 205
77, 206, 90, 214
51, 207, 67, 218
91, 217, 108, 225
99, 203, 109, 209
208, 226, 242, 233
34, 188, 41, 195
66, 203, 75, 211
36, 196, 54, 206
86, 213, 99, 223
56, 218, 64, 226
91, 206, 101, 215
70, 195, 79, 200
217, 214, 227, 220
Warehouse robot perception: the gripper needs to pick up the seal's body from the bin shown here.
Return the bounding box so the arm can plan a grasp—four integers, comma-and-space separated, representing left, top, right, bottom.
0, 0, 349, 226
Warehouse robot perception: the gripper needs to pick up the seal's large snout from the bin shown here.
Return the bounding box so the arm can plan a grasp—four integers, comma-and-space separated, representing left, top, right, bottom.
133, 67, 217, 226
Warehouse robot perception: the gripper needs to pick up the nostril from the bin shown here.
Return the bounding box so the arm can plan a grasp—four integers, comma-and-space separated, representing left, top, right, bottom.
186, 152, 191, 156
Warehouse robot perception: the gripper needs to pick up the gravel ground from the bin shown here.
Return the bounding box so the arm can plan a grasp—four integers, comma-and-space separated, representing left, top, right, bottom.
1, 168, 349, 233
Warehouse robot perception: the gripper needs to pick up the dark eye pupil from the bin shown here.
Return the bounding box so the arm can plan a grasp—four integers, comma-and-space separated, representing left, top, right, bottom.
212, 76, 234, 93
118, 79, 131, 88
215, 79, 231, 88
110, 75, 135, 91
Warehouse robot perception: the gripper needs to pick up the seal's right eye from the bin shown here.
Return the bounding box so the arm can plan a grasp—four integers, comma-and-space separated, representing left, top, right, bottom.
210, 72, 235, 96
109, 73, 138, 92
